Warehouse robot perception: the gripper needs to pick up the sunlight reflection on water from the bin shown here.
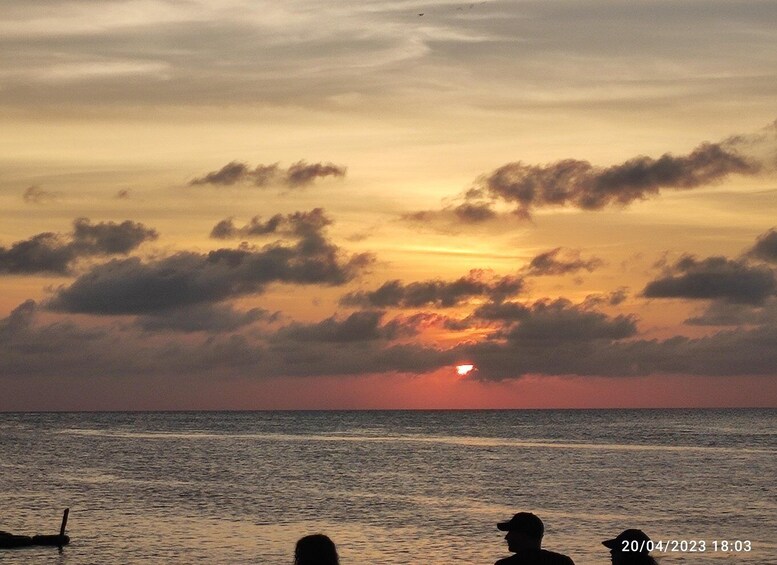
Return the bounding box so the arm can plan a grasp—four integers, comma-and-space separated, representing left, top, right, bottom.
55, 427, 776, 454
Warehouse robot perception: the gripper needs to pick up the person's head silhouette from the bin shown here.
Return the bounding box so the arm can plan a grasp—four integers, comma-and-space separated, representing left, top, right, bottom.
494, 512, 575, 564
497, 512, 545, 552
294, 534, 339, 565
602, 529, 658, 565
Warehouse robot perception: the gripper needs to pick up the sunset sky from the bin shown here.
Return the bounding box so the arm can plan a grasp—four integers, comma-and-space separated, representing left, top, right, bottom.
2, 0, 777, 410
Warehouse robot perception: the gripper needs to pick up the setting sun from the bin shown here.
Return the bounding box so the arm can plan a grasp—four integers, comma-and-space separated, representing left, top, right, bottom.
456, 364, 475, 376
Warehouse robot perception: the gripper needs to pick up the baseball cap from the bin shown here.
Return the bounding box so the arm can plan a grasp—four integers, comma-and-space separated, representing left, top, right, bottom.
602, 529, 651, 553
496, 512, 544, 539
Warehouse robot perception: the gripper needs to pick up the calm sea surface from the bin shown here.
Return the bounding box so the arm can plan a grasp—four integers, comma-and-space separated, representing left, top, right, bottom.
1, 410, 775, 564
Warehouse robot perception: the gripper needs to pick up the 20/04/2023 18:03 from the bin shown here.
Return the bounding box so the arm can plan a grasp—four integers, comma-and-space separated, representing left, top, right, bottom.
622, 540, 753, 553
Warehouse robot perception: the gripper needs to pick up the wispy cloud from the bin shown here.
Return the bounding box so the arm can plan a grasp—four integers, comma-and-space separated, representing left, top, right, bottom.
22, 185, 58, 204
210, 208, 332, 240
523, 247, 604, 276
189, 161, 346, 188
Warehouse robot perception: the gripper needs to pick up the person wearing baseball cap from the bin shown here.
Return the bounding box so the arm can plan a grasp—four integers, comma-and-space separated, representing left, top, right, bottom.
602, 529, 657, 565
494, 512, 575, 565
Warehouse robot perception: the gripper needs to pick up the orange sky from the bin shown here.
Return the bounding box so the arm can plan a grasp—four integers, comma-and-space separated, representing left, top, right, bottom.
1, 0, 777, 409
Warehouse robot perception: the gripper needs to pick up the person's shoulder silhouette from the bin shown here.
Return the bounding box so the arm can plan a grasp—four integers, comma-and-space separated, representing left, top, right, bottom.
494, 512, 575, 565
495, 548, 575, 565
294, 534, 339, 565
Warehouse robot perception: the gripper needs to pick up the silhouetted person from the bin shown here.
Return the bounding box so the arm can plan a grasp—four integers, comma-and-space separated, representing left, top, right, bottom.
602, 529, 658, 565
294, 534, 339, 565
495, 512, 575, 565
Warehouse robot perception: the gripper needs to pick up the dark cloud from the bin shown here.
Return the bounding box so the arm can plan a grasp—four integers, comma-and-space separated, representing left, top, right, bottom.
210, 219, 240, 240
406, 127, 771, 225
0, 218, 158, 275
524, 247, 604, 276
684, 299, 777, 327
642, 255, 776, 304
189, 160, 345, 188
462, 318, 777, 380
136, 304, 274, 333
457, 299, 639, 380
748, 228, 777, 263
273, 310, 418, 343
0, 301, 531, 381
581, 288, 629, 308
472, 297, 635, 335
190, 161, 259, 186
262, 342, 451, 378
0, 299, 37, 337
0, 233, 72, 274
211, 217, 281, 239
48, 228, 373, 314
401, 202, 501, 227
394, 311, 469, 332
472, 301, 530, 321
452, 202, 498, 223
608, 288, 629, 306
340, 270, 523, 309
22, 185, 58, 204
285, 161, 347, 187
468, 298, 724, 380
6, 293, 777, 382
504, 299, 637, 342
210, 208, 333, 240
70, 217, 158, 255
0, 301, 132, 379
452, 298, 644, 379
480, 142, 758, 217
0, 300, 264, 379
470, 288, 634, 324
1, 301, 450, 380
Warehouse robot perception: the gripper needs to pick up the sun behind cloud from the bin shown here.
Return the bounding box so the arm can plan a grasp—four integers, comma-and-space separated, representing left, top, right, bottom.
456, 364, 475, 376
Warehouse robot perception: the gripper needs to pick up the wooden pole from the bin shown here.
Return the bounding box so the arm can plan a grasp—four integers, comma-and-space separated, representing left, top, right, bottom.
59, 509, 69, 537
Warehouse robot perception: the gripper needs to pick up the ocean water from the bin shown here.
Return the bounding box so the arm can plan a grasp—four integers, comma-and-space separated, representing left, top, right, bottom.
0, 410, 775, 564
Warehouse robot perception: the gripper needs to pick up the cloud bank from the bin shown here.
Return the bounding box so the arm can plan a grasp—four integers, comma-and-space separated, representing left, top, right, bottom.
4, 212, 777, 387
48, 215, 372, 314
